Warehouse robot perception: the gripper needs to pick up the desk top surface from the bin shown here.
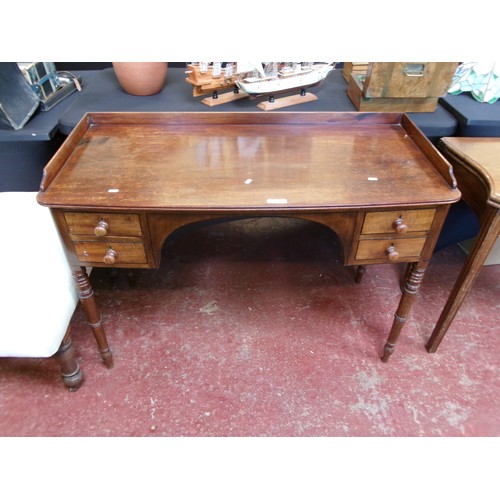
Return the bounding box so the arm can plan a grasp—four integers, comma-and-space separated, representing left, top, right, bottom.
441, 136, 500, 206
38, 112, 459, 212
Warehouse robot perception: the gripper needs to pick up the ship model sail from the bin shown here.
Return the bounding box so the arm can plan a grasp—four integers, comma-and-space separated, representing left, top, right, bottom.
236, 62, 334, 98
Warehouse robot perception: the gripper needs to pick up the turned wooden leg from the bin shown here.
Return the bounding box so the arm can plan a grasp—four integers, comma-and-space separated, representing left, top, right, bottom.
54, 326, 83, 391
354, 265, 366, 283
401, 262, 412, 291
73, 267, 113, 368
381, 261, 428, 362
125, 269, 137, 287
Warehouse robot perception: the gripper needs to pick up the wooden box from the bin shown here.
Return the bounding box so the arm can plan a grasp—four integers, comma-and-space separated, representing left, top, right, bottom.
347, 62, 458, 112
342, 62, 369, 82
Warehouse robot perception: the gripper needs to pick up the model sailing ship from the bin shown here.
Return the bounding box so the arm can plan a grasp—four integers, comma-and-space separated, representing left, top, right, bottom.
185, 62, 335, 99
236, 62, 334, 98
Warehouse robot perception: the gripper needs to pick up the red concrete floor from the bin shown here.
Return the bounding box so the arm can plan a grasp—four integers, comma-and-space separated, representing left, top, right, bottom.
1, 218, 499, 437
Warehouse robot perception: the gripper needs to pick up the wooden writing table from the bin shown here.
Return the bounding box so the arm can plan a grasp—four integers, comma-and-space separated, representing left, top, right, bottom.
37, 112, 460, 366
426, 137, 500, 352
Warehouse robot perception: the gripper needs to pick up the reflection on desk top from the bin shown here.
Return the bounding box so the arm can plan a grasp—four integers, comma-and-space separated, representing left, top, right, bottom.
441, 137, 500, 206
57, 68, 459, 139
38, 112, 460, 211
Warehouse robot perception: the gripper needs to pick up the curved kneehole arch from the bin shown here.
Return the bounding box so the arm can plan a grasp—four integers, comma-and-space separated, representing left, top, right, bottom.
146, 212, 358, 268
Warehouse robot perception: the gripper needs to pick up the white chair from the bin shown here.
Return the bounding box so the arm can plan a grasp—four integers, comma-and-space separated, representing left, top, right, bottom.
0, 192, 83, 390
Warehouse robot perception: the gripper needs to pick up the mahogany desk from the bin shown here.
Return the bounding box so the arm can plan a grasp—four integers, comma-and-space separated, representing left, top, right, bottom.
426, 137, 500, 352
37, 112, 460, 366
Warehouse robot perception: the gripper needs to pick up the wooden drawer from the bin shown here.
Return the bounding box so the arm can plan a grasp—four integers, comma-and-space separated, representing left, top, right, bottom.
64, 212, 143, 237
73, 241, 147, 265
362, 209, 435, 235
356, 238, 427, 261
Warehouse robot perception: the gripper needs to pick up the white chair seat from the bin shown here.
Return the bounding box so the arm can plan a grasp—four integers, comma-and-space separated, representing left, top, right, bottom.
0, 192, 78, 357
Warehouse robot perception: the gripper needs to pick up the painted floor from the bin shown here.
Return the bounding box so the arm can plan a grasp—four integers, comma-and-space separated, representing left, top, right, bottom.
1, 218, 499, 437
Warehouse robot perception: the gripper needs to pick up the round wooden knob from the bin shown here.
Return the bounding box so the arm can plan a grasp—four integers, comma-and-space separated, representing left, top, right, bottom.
103, 248, 118, 264
392, 217, 408, 234
94, 220, 109, 237
385, 244, 400, 261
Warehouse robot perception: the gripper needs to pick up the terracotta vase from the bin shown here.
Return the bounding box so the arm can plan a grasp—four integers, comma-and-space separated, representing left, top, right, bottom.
112, 62, 168, 96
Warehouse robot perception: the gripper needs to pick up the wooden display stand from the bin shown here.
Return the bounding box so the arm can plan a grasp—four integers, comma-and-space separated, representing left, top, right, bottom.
347, 62, 458, 112
202, 88, 319, 111
256, 92, 318, 111
201, 89, 249, 107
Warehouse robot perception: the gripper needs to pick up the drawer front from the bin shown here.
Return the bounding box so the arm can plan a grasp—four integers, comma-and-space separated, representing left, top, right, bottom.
73, 241, 147, 264
356, 238, 427, 261
362, 209, 436, 235
64, 212, 143, 237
